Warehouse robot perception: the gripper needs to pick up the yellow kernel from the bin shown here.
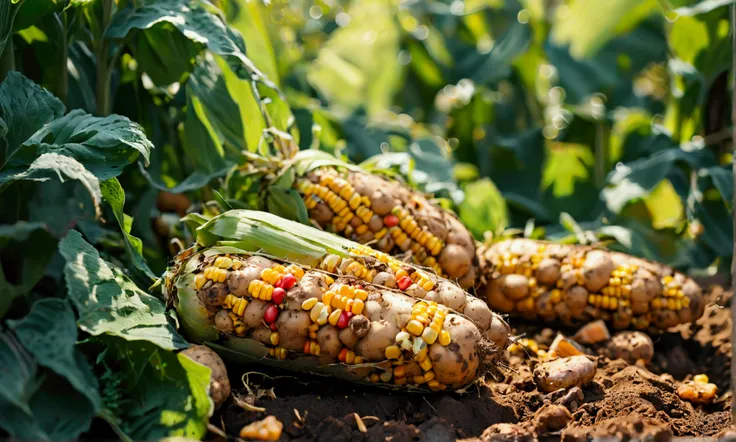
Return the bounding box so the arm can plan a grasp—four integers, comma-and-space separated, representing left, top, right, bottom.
216, 269, 228, 283
406, 320, 424, 336
322, 291, 335, 307
215, 256, 233, 269
354, 356, 364, 364
352, 299, 365, 315
310, 302, 326, 322
236, 299, 248, 316
414, 375, 426, 385
231, 260, 243, 270
693, 374, 709, 384
419, 357, 433, 371
270, 332, 279, 346
346, 351, 356, 364
439, 330, 451, 346
385, 345, 402, 360
302, 297, 318, 310
194, 274, 207, 289
379, 371, 393, 383
424, 371, 435, 382
370, 373, 380, 383
329, 308, 342, 326
421, 327, 438, 345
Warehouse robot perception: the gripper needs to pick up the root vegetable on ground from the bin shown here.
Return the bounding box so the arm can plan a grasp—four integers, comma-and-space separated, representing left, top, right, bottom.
477, 239, 705, 331
162, 210, 510, 392
533, 355, 597, 393
179, 345, 231, 409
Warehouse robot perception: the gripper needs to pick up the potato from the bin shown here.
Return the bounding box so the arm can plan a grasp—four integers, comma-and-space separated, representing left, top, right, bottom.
428, 314, 481, 387
372, 271, 396, 288
180, 345, 231, 409
581, 250, 614, 292
438, 244, 472, 279
533, 355, 597, 393
242, 299, 268, 329
500, 274, 529, 301
198, 283, 228, 312
605, 331, 654, 364
215, 309, 235, 334
274, 309, 310, 351
369, 190, 396, 216
355, 319, 401, 361
317, 326, 341, 360
536, 258, 561, 286
464, 297, 493, 330
436, 281, 467, 311
228, 266, 262, 297
310, 202, 335, 225
484, 280, 515, 313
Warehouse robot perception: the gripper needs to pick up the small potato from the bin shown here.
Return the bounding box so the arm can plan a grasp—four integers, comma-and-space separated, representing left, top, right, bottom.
486, 313, 511, 352
251, 327, 272, 345
436, 281, 467, 311
483, 280, 515, 313
287, 272, 327, 308
565, 286, 588, 317
424, 290, 440, 303
405, 284, 427, 299
605, 331, 654, 364
372, 272, 396, 288
679, 279, 705, 324
310, 202, 334, 225
246, 256, 274, 272
581, 250, 614, 292
339, 327, 359, 349
428, 314, 481, 387
198, 283, 228, 312
317, 326, 341, 360
227, 266, 262, 297
501, 274, 530, 301
533, 404, 572, 434
242, 299, 268, 328
464, 297, 492, 331
438, 244, 472, 279
536, 258, 561, 286
215, 309, 235, 334
651, 309, 680, 330
368, 214, 384, 232
370, 190, 396, 216
349, 315, 371, 338
180, 345, 231, 409
630, 270, 659, 314
677, 380, 718, 405
355, 320, 400, 361
533, 355, 597, 393
274, 310, 310, 351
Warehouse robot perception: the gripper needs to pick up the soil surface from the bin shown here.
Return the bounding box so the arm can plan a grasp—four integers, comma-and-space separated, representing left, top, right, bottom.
213, 282, 733, 441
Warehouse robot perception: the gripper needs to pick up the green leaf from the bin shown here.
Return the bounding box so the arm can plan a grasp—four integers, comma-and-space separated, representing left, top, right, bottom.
182, 87, 231, 175
458, 178, 508, 239
226, 0, 279, 86
601, 148, 712, 213
134, 23, 201, 86
0, 71, 65, 162
306, 0, 401, 116
0, 1, 21, 58
674, 0, 736, 16
542, 142, 595, 198
188, 55, 245, 157
6, 109, 153, 180
7, 298, 101, 413
0, 301, 99, 441
460, 20, 532, 85
551, 0, 657, 58
266, 187, 309, 224
0, 222, 56, 317
106, 0, 277, 89
101, 178, 156, 280
13, 0, 59, 31
99, 339, 212, 440
0, 153, 102, 217
59, 230, 188, 351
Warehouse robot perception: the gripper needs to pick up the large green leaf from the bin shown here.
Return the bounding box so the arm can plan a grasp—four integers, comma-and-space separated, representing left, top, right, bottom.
551, 0, 658, 58
106, 0, 277, 88
7, 298, 101, 412
98, 338, 212, 440
0, 71, 65, 163
0, 299, 100, 440
306, 0, 401, 116
188, 55, 245, 157
6, 109, 152, 180
0, 0, 21, 58
133, 23, 201, 86
0, 153, 102, 217
458, 178, 508, 239
0, 222, 56, 317
59, 229, 188, 351
100, 178, 156, 280
13, 0, 59, 31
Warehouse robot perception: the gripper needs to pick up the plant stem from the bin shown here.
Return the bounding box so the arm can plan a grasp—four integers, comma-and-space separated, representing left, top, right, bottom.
54, 12, 69, 104
0, 38, 15, 81
594, 120, 609, 188
95, 0, 114, 116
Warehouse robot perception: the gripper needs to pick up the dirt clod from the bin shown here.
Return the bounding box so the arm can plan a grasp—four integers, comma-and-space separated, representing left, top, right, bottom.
533, 404, 572, 434
562, 415, 673, 442
606, 331, 655, 364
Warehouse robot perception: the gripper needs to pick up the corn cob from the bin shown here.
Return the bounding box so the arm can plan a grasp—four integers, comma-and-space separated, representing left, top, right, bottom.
228, 150, 478, 288
476, 238, 705, 331
161, 210, 511, 391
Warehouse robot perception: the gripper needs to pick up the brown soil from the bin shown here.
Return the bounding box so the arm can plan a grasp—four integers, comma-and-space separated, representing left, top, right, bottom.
213, 283, 732, 441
